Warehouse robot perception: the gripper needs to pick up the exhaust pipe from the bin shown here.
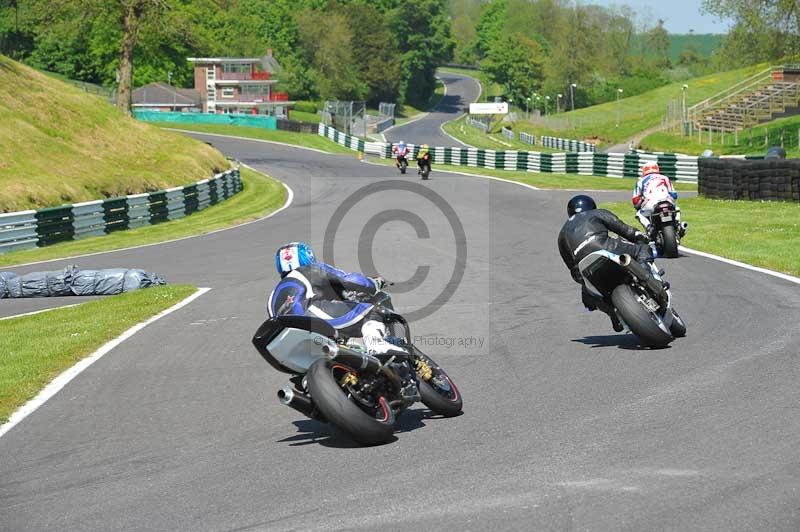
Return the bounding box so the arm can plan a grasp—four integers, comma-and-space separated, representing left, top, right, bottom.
322, 344, 383, 373
620, 254, 668, 306
681, 222, 688, 230
277, 386, 323, 420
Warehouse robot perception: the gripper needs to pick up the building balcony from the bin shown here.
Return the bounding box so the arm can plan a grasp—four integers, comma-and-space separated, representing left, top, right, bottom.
218, 71, 272, 81
217, 92, 289, 105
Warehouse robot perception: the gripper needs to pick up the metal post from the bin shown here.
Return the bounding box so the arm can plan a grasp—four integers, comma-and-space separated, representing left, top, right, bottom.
681, 84, 688, 136
557, 93, 562, 114
526, 97, 530, 120
569, 83, 576, 128
616, 88, 622, 128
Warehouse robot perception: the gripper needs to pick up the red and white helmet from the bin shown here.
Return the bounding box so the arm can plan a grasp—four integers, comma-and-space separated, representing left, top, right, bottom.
641, 161, 660, 177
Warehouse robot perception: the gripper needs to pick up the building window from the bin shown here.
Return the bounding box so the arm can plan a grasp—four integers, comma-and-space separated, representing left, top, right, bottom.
223, 63, 251, 74
221, 87, 235, 98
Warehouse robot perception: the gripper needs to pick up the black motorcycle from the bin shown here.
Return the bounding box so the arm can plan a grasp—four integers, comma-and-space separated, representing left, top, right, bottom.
396, 155, 408, 174
252, 289, 462, 445
417, 152, 431, 180
578, 248, 687, 347
643, 200, 688, 259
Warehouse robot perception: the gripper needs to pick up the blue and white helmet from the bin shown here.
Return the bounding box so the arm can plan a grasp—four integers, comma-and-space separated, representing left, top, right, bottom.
275, 242, 316, 276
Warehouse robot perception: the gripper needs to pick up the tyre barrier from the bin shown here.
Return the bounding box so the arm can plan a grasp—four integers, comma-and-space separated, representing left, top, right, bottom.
319, 124, 699, 182
0, 168, 242, 254
698, 158, 800, 202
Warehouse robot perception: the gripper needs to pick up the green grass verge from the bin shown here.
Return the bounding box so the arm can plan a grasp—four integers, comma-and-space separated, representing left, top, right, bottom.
0, 55, 228, 212
156, 123, 355, 154
640, 115, 800, 157
0, 167, 286, 267
288, 109, 321, 124
0, 285, 197, 424
602, 197, 800, 276
367, 156, 697, 191
442, 115, 565, 152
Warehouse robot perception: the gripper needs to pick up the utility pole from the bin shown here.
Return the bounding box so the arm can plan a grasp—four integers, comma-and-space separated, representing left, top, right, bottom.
545, 95, 550, 116
168, 71, 175, 112
681, 84, 688, 136
526, 97, 530, 120
569, 83, 576, 128
616, 88, 623, 128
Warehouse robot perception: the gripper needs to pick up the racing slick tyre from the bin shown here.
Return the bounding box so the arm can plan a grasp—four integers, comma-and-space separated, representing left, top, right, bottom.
413, 350, 462, 417
660, 225, 679, 258
306, 359, 395, 445
669, 309, 687, 337
611, 284, 673, 348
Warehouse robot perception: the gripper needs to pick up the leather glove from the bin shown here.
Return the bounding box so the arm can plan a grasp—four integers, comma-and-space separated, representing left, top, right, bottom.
633, 231, 650, 245
371, 276, 387, 290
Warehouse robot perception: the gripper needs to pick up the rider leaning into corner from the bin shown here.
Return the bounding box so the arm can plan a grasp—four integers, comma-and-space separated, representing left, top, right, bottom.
267, 242, 419, 397
632, 161, 681, 237
557, 195, 656, 332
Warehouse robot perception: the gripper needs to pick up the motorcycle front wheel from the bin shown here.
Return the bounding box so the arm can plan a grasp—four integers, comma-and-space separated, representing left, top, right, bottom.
611, 284, 673, 348
413, 351, 462, 417
306, 359, 396, 445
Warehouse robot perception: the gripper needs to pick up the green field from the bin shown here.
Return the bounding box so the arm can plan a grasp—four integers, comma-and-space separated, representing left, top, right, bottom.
0, 167, 286, 267
0, 285, 197, 424
641, 114, 800, 157
0, 55, 228, 213
441, 63, 769, 149
603, 197, 800, 276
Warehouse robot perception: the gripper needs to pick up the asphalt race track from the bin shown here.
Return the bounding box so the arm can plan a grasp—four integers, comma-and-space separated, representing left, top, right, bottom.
2, 74, 800, 532
384, 71, 480, 147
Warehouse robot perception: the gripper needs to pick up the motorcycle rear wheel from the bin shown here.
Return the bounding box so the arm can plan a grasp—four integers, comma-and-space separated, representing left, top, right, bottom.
611, 284, 673, 348
306, 359, 396, 445
660, 225, 679, 258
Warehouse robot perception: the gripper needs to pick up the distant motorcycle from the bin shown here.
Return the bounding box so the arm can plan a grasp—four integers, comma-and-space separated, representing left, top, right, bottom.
578, 249, 686, 348
252, 286, 462, 445
642, 198, 687, 259
417, 152, 431, 180
396, 155, 408, 174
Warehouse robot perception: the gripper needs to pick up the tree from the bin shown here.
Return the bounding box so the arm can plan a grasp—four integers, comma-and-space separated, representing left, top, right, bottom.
388, 0, 454, 106
702, 0, 800, 64
482, 32, 545, 103
297, 9, 367, 101
646, 18, 671, 69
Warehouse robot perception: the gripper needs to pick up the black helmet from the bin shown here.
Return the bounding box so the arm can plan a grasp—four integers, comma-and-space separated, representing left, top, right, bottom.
567, 195, 596, 217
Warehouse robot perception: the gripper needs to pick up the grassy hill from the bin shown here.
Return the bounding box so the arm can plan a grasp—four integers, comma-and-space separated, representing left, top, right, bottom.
0, 55, 229, 213
509, 63, 768, 147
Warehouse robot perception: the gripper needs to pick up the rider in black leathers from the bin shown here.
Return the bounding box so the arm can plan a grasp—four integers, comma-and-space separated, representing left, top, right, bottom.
557, 195, 653, 332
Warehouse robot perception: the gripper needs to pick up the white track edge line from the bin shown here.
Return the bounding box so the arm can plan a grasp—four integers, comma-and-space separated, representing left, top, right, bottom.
360, 159, 540, 190
0, 304, 82, 321
0, 287, 212, 439
679, 246, 800, 285
3, 170, 294, 269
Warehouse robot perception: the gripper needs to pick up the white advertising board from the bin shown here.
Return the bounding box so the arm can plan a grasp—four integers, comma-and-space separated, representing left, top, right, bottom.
469, 102, 509, 115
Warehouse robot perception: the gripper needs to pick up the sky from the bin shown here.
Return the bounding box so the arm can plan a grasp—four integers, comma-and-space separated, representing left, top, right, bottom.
590, 0, 733, 34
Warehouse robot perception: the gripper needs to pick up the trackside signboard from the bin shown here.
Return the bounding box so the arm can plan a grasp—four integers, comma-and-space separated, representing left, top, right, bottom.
469, 102, 508, 115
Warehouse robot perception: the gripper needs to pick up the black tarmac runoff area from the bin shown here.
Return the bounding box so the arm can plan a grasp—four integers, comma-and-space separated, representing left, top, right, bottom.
1, 73, 799, 532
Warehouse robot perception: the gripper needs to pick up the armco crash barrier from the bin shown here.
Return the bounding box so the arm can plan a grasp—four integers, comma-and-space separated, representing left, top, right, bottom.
318, 124, 699, 182
698, 158, 800, 201
0, 168, 241, 254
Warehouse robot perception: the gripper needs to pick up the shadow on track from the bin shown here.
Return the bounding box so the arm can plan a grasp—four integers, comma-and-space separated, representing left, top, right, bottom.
572, 334, 673, 351
276, 408, 437, 447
